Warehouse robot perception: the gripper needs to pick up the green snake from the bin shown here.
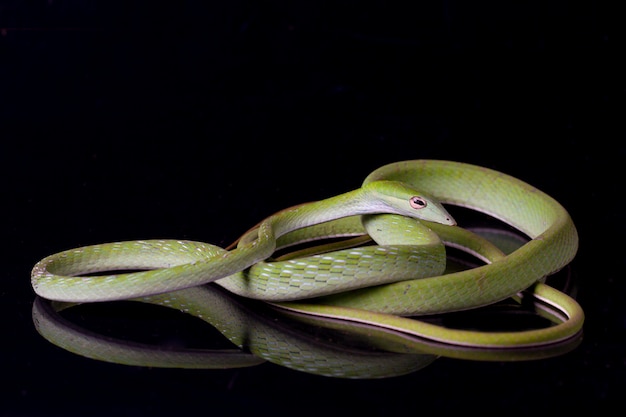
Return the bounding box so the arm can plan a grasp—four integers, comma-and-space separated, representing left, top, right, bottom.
31, 160, 582, 348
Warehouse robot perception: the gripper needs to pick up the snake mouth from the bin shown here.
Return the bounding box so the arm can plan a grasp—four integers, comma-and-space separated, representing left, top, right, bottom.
438, 206, 456, 226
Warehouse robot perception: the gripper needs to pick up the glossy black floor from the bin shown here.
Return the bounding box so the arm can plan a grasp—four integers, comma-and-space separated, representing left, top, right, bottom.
1, 2, 623, 416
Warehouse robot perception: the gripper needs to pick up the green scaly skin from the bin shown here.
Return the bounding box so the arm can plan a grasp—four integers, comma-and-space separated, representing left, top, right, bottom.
30, 160, 582, 348
31, 180, 453, 302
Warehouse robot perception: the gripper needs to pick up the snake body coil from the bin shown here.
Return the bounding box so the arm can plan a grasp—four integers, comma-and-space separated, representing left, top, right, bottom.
31, 160, 582, 348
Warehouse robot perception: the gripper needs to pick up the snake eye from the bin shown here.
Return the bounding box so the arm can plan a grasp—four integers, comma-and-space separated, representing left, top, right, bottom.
409, 196, 427, 209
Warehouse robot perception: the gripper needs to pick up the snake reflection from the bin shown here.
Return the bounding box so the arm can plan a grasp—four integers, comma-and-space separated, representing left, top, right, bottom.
32, 234, 582, 379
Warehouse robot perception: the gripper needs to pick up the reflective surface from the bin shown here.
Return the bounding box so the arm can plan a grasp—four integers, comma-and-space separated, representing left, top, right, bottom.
30, 219, 584, 375
31, 275, 583, 378
1, 1, 622, 415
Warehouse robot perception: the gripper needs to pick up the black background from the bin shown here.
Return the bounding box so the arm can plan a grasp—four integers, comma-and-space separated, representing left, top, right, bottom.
1, 1, 623, 416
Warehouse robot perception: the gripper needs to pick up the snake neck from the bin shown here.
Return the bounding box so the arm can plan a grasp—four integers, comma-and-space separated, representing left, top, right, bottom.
261, 187, 384, 240
224, 188, 376, 267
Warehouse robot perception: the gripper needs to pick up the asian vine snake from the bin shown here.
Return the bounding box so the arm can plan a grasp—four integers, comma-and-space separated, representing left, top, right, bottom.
31, 160, 582, 348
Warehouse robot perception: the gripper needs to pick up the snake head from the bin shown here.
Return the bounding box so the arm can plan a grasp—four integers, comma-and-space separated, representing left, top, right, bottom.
366, 180, 456, 226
